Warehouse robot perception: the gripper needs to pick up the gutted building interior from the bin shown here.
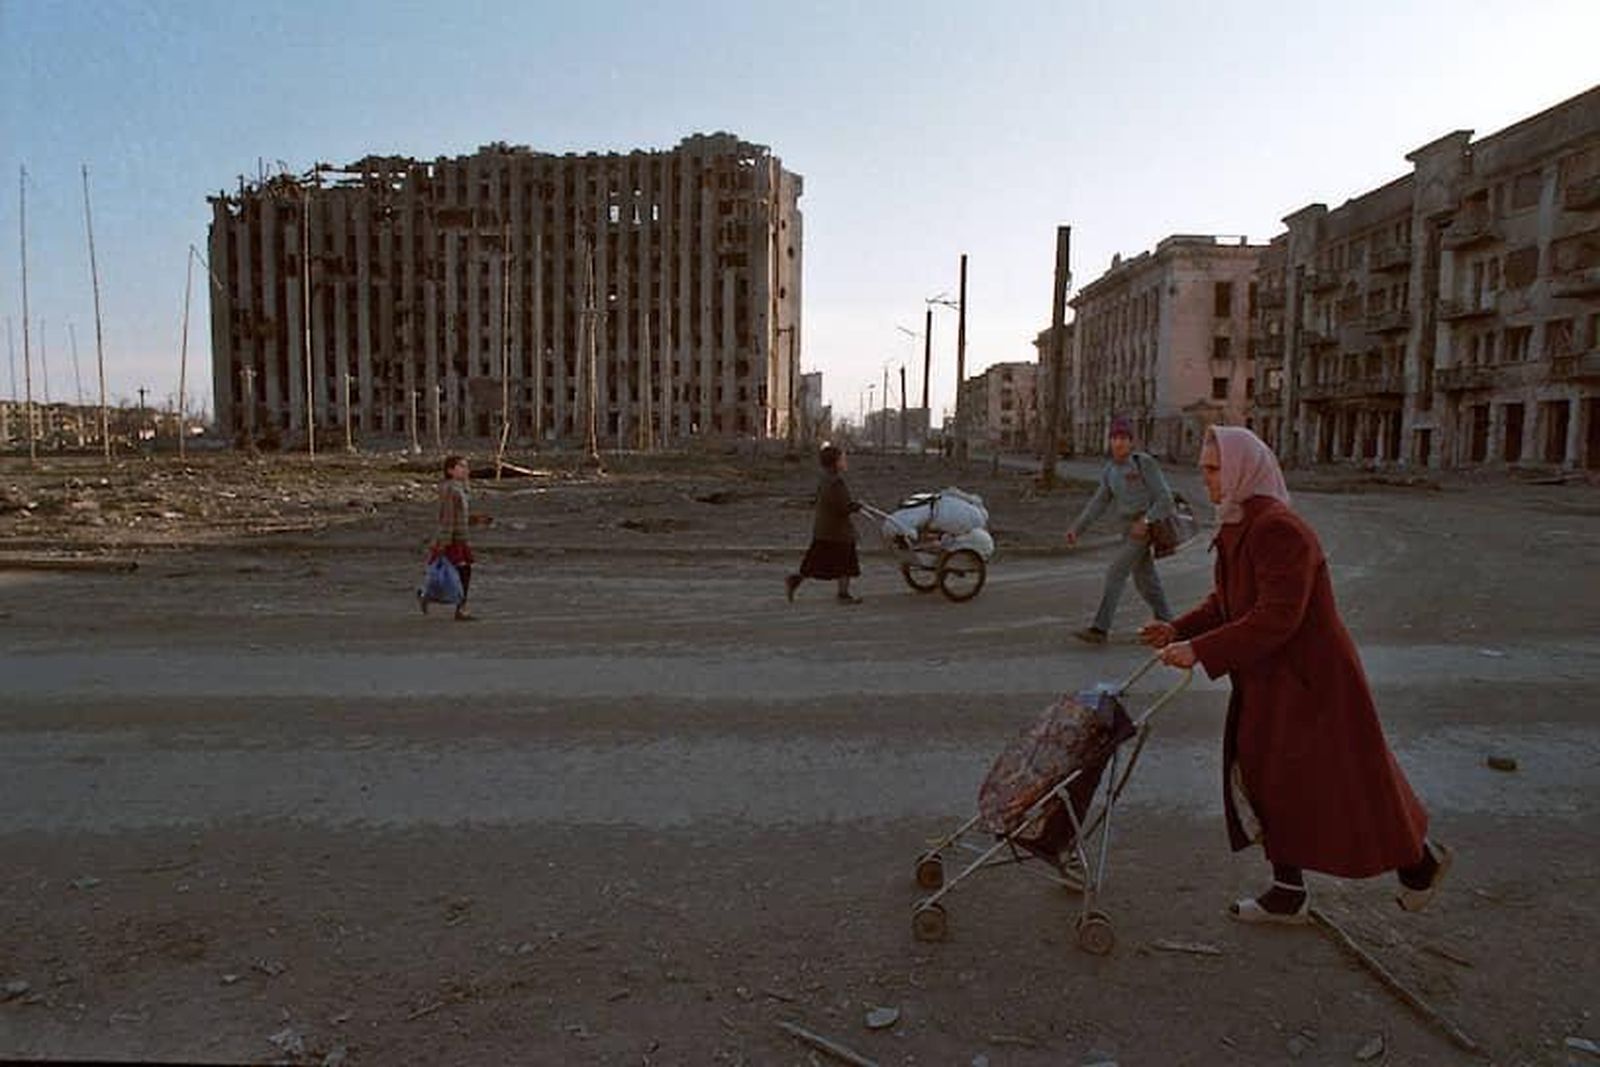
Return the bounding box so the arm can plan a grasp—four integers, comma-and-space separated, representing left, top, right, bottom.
208, 133, 803, 447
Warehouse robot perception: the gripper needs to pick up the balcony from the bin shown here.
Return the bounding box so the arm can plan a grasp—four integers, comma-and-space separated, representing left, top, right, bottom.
1549, 350, 1600, 382
1258, 287, 1286, 310
1434, 363, 1503, 392
1438, 296, 1497, 321
1299, 375, 1407, 401
1552, 266, 1600, 298
1441, 212, 1500, 250
1366, 308, 1410, 334
1255, 336, 1285, 361
1303, 270, 1338, 293
1563, 175, 1600, 212
1254, 389, 1283, 408
1370, 244, 1412, 272
1301, 328, 1337, 348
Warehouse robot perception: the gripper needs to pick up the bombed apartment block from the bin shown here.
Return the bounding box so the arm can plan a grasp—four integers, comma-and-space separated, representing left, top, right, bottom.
207, 133, 803, 447
1069, 235, 1265, 461
1260, 84, 1600, 470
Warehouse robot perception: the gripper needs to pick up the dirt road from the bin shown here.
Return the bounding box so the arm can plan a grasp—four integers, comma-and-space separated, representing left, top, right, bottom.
2, 452, 1597, 1065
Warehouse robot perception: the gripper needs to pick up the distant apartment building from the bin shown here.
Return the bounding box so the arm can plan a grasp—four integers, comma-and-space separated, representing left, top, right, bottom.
1, 400, 101, 450
798, 370, 830, 441
1256, 84, 1600, 469
1069, 236, 1264, 460
207, 133, 803, 447
959, 361, 1037, 451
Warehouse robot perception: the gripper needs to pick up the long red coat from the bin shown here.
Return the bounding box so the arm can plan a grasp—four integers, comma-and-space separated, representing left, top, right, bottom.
1174, 496, 1427, 878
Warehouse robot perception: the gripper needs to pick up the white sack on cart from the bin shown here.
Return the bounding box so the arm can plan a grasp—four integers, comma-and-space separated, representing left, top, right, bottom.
884, 507, 928, 540
929, 488, 988, 534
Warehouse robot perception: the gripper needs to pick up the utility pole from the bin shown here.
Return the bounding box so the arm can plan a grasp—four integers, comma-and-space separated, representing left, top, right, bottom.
39, 319, 50, 406
5, 316, 15, 401
579, 231, 603, 471
921, 305, 932, 415
20, 166, 36, 463
899, 364, 908, 452
496, 224, 511, 477
342, 372, 355, 453
301, 173, 315, 459
776, 325, 796, 452
432, 382, 443, 453
955, 252, 969, 463
1041, 225, 1071, 488
880, 363, 889, 453
82, 166, 110, 464
178, 246, 194, 459
68, 322, 85, 410
241, 367, 257, 451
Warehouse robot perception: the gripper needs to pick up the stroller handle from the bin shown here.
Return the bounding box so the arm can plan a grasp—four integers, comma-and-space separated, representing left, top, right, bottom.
857, 502, 919, 539
1119, 651, 1193, 693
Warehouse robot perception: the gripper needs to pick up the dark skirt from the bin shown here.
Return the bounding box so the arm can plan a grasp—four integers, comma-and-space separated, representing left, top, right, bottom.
799, 538, 860, 580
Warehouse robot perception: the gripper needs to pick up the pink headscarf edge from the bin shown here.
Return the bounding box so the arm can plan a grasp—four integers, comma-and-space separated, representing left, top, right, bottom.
1208, 425, 1291, 523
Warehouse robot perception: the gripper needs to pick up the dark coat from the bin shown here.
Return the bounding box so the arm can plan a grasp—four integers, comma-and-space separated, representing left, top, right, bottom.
811, 471, 858, 543
1174, 496, 1427, 878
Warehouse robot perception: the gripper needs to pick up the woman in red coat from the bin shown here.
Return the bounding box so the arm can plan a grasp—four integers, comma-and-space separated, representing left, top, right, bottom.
1141, 427, 1451, 924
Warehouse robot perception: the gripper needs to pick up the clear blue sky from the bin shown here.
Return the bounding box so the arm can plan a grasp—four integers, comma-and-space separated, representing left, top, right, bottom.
2, 0, 1597, 425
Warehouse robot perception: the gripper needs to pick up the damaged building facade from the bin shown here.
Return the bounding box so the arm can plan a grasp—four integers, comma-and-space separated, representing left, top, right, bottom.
1257, 85, 1600, 470
1069, 236, 1264, 460
207, 134, 803, 446
1058, 85, 1599, 470
1272, 87, 1600, 469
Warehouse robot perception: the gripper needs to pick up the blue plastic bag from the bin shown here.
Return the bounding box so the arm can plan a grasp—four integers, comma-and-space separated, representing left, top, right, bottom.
420, 555, 464, 605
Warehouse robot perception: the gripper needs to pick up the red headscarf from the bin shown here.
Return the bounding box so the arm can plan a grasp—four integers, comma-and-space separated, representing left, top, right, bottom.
1209, 426, 1291, 524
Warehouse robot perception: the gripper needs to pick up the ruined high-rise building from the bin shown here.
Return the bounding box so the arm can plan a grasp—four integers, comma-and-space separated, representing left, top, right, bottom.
207, 133, 803, 446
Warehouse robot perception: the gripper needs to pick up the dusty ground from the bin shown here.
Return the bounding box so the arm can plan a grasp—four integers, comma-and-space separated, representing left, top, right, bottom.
1, 448, 1598, 1066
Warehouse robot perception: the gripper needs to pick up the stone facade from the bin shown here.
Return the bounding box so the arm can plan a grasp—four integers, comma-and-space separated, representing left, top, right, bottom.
1256, 85, 1600, 470
207, 134, 803, 447
1069, 236, 1264, 460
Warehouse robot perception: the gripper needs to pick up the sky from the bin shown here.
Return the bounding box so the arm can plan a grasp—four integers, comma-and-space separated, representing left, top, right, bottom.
2, 0, 1598, 427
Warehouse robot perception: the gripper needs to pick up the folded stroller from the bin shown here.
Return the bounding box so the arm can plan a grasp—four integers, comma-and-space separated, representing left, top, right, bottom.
911, 655, 1192, 954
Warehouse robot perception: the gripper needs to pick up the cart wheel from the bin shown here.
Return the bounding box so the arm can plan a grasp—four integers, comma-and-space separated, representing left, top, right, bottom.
1075, 910, 1115, 956
937, 549, 987, 602
915, 854, 945, 890
912, 903, 948, 942
900, 563, 939, 593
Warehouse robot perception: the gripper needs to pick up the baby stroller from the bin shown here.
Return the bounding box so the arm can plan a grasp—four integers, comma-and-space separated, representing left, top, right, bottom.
910, 654, 1192, 954
858, 487, 995, 602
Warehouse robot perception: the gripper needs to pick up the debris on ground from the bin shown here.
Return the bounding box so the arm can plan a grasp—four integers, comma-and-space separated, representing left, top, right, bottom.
864, 1005, 899, 1029
777, 1019, 879, 1066
1148, 938, 1224, 957
1486, 755, 1519, 772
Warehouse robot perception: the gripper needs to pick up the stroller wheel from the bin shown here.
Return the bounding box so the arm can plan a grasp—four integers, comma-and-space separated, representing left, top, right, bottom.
914, 854, 945, 890
900, 563, 939, 593
1075, 910, 1115, 956
937, 549, 987, 602
912, 903, 948, 942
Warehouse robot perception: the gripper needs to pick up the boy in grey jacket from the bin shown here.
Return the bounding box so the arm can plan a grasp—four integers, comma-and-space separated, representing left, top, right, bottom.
1064, 416, 1175, 643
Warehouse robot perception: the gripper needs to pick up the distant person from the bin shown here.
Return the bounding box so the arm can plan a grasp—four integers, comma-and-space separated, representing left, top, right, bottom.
1142, 426, 1450, 923
420, 454, 492, 621
1064, 416, 1175, 643
786, 442, 864, 605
